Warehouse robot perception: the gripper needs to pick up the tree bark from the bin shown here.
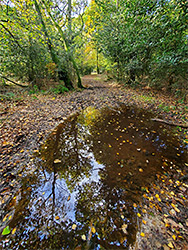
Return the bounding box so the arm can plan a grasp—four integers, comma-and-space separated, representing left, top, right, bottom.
68, 0, 72, 40
34, 0, 74, 90
42, 0, 84, 89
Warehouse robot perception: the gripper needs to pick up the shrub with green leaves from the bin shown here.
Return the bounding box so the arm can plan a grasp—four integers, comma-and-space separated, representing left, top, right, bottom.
51, 85, 69, 94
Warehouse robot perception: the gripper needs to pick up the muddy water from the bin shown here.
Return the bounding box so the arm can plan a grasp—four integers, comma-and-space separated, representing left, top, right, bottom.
0, 106, 187, 249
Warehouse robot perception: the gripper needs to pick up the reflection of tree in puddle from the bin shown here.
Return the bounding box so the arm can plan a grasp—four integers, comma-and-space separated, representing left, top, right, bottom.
2, 106, 186, 249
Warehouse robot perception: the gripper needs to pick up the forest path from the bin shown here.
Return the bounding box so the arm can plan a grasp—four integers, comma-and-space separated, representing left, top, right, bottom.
0, 74, 187, 249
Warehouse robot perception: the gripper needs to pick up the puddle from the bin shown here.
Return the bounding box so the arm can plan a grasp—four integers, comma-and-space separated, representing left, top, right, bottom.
0, 106, 187, 249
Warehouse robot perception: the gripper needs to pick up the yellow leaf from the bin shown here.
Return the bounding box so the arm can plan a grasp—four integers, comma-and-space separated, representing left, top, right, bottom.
168, 242, 174, 248
12, 228, 17, 234
172, 234, 176, 240
140, 232, 145, 237
67, 195, 71, 201
3, 216, 7, 222
54, 159, 61, 164
133, 203, 137, 208
72, 224, 77, 230
137, 213, 141, 217
81, 234, 86, 241
122, 224, 128, 234
91, 227, 96, 234
55, 216, 60, 220
142, 220, 147, 225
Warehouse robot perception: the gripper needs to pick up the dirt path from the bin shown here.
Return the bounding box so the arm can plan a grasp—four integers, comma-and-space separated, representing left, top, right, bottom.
0, 75, 187, 249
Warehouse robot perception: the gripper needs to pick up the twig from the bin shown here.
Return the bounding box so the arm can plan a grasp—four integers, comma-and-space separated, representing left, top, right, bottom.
151, 118, 188, 128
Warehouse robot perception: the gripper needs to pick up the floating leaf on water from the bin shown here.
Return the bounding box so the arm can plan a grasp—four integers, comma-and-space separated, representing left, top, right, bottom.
54, 159, 61, 164
12, 228, 17, 235
67, 195, 71, 201
91, 227, 96, 234
2, 226, 11, 236
81, 234, 86, 241
72, 224, 77, 230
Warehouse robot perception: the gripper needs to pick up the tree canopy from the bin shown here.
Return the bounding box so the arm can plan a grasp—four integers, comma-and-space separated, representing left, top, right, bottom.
0, 0, 187, 92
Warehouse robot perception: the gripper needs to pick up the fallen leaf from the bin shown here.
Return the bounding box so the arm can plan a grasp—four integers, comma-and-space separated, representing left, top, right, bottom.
72, 224, 77, 230
91, 227, 96, 234
122, 224, 128, 234
2, 226, 10, 235
133, 203, 137, 208
172, 234, 176, 240
12, 227, 17, 235
54, 159, 61, 164
140, 232, 145, 237
168, 242, 174, 248
67, 195, 71, 201
55, 216, 60, 220
81, 234, 86, 241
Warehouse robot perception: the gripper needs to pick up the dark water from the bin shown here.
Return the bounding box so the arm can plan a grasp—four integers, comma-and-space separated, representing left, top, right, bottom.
0, 106, 187, 249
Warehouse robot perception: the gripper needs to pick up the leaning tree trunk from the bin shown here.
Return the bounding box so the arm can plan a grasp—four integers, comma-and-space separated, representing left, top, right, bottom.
34, 0, 74, 90
42, 0, 84, 89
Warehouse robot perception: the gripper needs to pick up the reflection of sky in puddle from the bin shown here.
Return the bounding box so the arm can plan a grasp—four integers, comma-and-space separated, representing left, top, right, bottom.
29, 152, 105, 227
1, 105, 187, 250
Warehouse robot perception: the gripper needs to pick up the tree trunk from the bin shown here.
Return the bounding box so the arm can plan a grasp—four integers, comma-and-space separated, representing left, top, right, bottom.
97, 48, 100, 74
42, 0, 84, 89
34, 0, 74, 90
68, 0, 72, 41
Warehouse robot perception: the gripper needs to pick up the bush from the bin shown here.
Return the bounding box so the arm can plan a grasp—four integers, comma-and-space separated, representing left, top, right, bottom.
28, 85, 39, 95
51, 85, 69, 94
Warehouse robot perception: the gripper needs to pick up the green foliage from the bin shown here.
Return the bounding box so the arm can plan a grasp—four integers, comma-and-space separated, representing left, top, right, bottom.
28, 85, 39, 95
0, 92, 15, 100
90, 0, 188, 89
51, 85, 69, 94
